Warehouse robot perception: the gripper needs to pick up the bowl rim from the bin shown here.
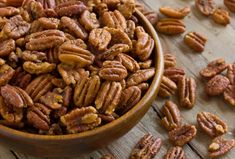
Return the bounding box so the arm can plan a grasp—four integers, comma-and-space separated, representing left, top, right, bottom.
0, 9, 164, 141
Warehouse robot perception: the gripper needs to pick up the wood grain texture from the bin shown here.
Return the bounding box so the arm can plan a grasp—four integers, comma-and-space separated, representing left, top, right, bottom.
1, 0, 235, 158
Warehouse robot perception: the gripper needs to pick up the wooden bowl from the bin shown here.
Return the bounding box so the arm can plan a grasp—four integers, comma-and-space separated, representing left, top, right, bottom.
0, 9, 164, 157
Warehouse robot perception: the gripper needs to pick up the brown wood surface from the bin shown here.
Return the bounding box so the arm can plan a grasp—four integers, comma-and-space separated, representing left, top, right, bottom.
1, 0, 235, 158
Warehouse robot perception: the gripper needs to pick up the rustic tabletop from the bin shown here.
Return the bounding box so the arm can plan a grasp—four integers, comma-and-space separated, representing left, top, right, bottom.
1, 0, 235, 158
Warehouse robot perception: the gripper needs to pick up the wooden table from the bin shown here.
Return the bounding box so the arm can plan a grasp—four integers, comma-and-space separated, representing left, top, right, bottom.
1, 0, 235, 158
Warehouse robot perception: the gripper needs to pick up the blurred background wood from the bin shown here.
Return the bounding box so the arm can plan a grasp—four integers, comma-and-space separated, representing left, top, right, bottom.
1, 0, 235, 158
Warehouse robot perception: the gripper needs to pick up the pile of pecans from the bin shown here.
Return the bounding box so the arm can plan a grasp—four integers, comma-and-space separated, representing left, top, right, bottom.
0, 0, 156, 135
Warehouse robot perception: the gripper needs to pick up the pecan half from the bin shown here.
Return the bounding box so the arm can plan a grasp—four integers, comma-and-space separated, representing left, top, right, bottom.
0, 39, 15, 57
55, 1, 87, 17
227, 64, 235, 84
212, 9, 230, 25
224, 85, 235, 106
0, 7, 19, 17
95, 81, 122, 115
137, 83, 149, 92
135, 26, 154, 61
57, 63, 89, 85
101, 10, 127, 30
25, 29, 65, 51
159, 6, 190, 19
158, 76, 177, 98
164, 146, 185, 159
38, 17, 60, 29
125, 20, 135, 39
1, 84, 33, 108
161, 101, 181, 131
178, 76, 196, 108
60, 106, 101, 133
200, 58, 228, 78
79, 10, 100, 31
25, 74, 54, 101
10, 67, 31, 89
195, 0, 216, 16
169, 124, 197, 146
47, 47, 60, 64
39, 91, 63, 110
59, 39, 94, 67
102, 44, 129, 60
127, 68, 155, 87
88, 28, 111, 51
184, 32, 207, 52
20, 50, 47, 63
138, 60, 152, 69
0, 64, 15, 87
209, 136, 235, 158
156, 18, 186, 35
27, 103, 51, 131
164, 54, 176, 69
205, 75, 230, 96
118, 86, 141, 114
74, 75, 101, 107
99, 61, 128, 81
60, 16, 88, 40
130, 134, 162, 159
23, 61, 56, 74
197, 112, 227, 137
2, 15, 30, 39
22, 0, 45, 20
164, 67, 185, 82
116, 53, 140, 72
117, 0, 135, 19
224, 0, 235, 12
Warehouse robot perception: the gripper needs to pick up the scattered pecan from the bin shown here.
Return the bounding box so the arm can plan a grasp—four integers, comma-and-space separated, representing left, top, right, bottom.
115, 53, 140, 72
169, 124, 197, 146
101, 10, 127, 30
99, 61, 128, 81
25, 74, 54, 101
27, 103, 51, 131
58, 63, 89, 86
184, 32, 207, 52
88, 28, 111, 51
23, 61, 56, 74
10, 67, 31, 89
25, 29, 65, 51
0, 6, 20, 17
227, 64, 235, 84
212, 9, 230, 25
79, 10, 100, 31
95, 81, 122, 115
164, 146, 185, 159
224, 85, 235, 106
55, 1, 87, 17
135, 26, 154, 61
195, 0, 216, 16
0, 39, 15, 57
164, 67, 185, 82
143, 11, 158, 26
74, 75, 100, 107
161, 101, 181, 131
60, 16, 88, 40
59, 39, 94, 67
60, 106, 101, 133
118, 86, 141, 114
200, 58, 228, 78
209, 136, 235, 158
205, 75, 230, 96
159, 6, 190, 19
197, 112, 227, 137
130, 134, 162, 159
158, 76, 177, 98
1, 15, 30, 39
224, 0, 235, 12
156, 18, 186, 35
138, 60, 152, 69
126, 68, 155, 87
0, 64, 15, 87
178, 76, 196, 108
164, 54, 176, 69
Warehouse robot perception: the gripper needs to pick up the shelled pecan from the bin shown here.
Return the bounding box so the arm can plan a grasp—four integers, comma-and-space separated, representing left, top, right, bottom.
0, 39, 15, 57
169, 124, 197, 146
209, 136, 235, 158
195, 0, 216, 16
156, 18, 186, 35
159, 6, 190, 19
197, 112, 227, 137
0, 6, 20, 17
226, 64, 235, 84
161, 101, 181, 131
224, 85, 235, 106
164, 67, 185, 82
0, 64, 15, 86
130, 134, 162, 159
184, 32, 207, 52
158, 76, 177, 98
212, 9, 230, 25
178, 76, 196, 108
164, 54, 176, 69
115, 53, 140, 72
164, 146, 185, 159
138, 60, 152, 69
224, 0, 235, 12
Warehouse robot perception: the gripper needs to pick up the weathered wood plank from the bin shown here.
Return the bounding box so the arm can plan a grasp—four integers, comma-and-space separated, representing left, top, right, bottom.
0, 145, 19, 159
